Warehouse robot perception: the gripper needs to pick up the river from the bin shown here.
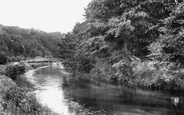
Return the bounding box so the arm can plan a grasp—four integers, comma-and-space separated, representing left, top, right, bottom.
15, 64, 184, 115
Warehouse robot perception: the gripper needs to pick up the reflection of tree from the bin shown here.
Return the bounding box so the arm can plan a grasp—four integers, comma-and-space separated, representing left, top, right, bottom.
35, 67, 62, 76
61, 76, 70, 89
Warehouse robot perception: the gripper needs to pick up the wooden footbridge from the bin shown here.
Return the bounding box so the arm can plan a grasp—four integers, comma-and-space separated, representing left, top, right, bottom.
26, 57, 59, 64
23, 57, 61, 67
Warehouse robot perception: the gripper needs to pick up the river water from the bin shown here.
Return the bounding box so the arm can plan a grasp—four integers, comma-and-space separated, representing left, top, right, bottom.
15, 64, 184, 115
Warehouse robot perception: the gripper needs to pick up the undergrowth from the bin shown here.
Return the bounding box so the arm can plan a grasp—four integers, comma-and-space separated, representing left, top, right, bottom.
74, 58, 184, 91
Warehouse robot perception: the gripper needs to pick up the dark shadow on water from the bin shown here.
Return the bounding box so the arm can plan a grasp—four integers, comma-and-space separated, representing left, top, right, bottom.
62, 77, 184, 115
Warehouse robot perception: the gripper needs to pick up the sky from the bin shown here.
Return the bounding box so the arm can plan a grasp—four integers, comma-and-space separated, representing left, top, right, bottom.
0, 0, 91, 33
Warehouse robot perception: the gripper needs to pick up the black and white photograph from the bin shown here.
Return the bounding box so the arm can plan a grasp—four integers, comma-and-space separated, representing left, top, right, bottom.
0, 0, 184, 115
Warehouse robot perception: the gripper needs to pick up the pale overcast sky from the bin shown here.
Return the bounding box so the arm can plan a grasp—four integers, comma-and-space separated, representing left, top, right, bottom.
0, 0, 91, 33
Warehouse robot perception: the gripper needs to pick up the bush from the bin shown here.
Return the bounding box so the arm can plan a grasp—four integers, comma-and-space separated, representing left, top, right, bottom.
90, 60, 116, 82
4, 64, 25, 80
132, 60, 184, 91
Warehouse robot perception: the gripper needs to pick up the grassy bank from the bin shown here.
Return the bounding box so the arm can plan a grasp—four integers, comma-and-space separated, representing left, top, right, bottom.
0, 64, 58, 115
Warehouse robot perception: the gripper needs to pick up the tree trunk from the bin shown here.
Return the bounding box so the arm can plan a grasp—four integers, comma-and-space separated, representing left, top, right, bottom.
124, 39, 128, 55
123, 38, 132, 65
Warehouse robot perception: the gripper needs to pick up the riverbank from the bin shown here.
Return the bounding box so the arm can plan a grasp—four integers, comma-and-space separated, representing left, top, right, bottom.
68, 60, 184, 92
0, 64, 58, 115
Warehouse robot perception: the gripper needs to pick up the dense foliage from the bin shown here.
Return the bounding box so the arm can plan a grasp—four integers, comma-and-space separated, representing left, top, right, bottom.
0, 25, 63, 63
59, 0, 184, 91
4, 64, 25, 80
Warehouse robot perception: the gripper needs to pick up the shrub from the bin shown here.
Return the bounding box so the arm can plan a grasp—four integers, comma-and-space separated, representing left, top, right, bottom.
90, 60, 116, 82
4, 64, 25, 80
132, 60, 184, 91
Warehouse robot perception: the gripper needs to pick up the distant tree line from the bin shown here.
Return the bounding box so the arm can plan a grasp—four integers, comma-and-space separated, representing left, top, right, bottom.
0, 25, 63, 64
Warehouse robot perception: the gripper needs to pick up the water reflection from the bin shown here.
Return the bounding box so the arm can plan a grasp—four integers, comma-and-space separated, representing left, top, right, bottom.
35, 78, 69, 115
16, 66, 184, 115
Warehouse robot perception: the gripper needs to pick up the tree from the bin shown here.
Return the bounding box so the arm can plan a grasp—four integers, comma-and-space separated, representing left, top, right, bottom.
149, 2, 184, 65
0, 25, 62, 58
59, 0, 184, 82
